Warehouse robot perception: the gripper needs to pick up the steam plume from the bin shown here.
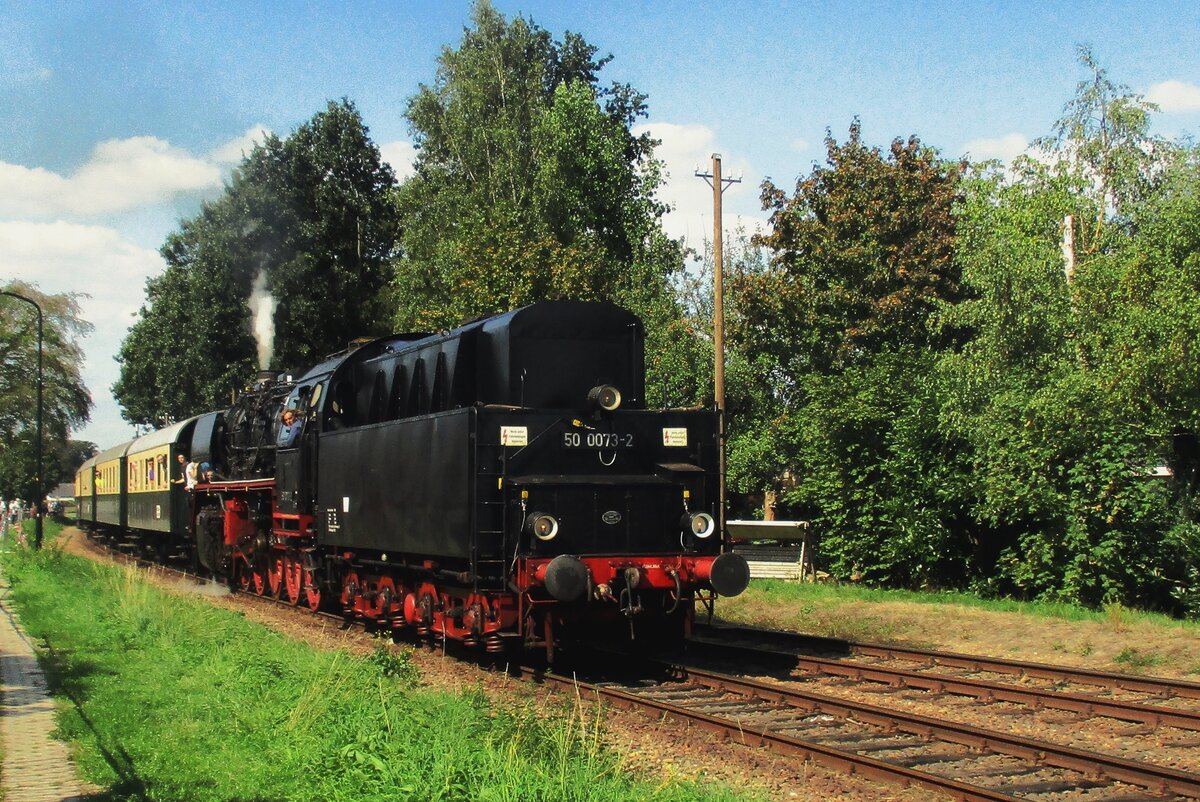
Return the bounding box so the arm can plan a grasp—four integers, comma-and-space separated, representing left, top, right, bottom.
249, 270, 278, 369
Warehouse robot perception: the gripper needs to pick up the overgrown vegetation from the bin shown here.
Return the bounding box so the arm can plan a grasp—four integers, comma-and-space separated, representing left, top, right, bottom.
723, 48, 1200, 615
0, 534, 744, 802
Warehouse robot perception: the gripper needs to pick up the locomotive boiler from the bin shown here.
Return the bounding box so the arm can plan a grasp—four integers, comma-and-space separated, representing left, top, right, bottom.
78, 300, 750, 657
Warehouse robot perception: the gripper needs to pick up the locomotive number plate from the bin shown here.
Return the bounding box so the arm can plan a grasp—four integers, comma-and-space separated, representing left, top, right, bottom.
562, 431, 634, 449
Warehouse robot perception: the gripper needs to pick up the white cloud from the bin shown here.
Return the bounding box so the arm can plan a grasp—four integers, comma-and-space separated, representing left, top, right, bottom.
790, 137, 810, 153
0, 220, 165, 446
379, 140, 418, 182
962, 133, 1029, 167
1146, 80, 1200, 113
209, 124, 272, 164
635, 121, 766, 247
0, 136, 222, 218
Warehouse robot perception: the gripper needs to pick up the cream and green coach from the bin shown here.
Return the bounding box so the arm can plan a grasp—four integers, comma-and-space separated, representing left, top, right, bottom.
93, 440, 133, 529
125, 417, 200, 536
75, 453, 99, 527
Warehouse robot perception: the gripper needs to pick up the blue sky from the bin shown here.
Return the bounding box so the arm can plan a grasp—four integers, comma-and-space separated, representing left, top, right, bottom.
2, 1, 1199, 448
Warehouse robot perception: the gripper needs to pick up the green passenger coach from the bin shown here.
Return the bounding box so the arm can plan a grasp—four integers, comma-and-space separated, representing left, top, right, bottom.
126, 417, 200, 536
94, 441, 133, 529
75, 453, 98, 527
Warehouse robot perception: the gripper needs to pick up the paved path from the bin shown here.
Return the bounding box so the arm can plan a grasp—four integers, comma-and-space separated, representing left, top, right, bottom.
0, 571, 92, 801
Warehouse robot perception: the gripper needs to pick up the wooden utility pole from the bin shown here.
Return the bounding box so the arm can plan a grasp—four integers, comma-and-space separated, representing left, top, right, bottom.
1062, 214, 1076, 286
695, 154, 741, 533
1062, 213, 1089, 368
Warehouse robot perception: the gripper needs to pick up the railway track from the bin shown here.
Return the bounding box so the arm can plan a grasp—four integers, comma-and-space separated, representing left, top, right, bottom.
693, 621, 1200, 716
536, 661, 1200, 801
687, 623, 1200, 733
695, 622, 1200, 699
83, 534, 1200, 800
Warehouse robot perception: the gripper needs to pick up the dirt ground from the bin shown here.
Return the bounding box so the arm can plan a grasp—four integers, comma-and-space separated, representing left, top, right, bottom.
717, 588, 1200, 679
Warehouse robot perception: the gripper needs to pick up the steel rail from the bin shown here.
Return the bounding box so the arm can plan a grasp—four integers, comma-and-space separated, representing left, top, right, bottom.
528, 668, 1026, 802
695, 621, 1200, 700
689, 637, 1200, 731
680, 664, 1200, 798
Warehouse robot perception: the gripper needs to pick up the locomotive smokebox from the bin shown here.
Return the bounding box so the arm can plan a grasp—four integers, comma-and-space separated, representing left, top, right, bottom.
256, 370, 282, 385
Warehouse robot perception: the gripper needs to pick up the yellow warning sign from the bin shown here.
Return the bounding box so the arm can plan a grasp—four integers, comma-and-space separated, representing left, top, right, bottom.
501, 426, 528, 447
662, 427, 688, 447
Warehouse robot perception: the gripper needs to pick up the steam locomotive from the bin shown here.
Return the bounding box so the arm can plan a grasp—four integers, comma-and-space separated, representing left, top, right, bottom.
76, 301, 750, 657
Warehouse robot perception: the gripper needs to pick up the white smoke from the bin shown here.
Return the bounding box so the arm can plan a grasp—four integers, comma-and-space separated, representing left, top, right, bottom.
249, 270, 278, 369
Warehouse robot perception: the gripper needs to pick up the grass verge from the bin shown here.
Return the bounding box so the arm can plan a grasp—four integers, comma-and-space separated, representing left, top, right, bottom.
1, 528, 746, 802
723, 579, 1200, 633
717, 579, 1200, 675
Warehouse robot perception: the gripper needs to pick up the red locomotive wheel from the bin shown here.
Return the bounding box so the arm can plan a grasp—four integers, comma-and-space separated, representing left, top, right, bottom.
251, 565, 267, 596
268, 555, 284, 600
236, 561, 251, 592
302, 561, 321, 612
284, 555, 303, 606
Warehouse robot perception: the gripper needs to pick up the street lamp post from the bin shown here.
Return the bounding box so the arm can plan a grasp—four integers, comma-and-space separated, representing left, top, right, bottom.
1, 290, 44, 550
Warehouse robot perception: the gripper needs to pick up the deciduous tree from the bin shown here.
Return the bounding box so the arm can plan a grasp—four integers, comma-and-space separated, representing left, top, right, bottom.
727, 124, 967, 585
745, 121, 965, 377
392, 2, 690, 398
0, 281, 92, 501
1034, 44, 1170, 252
115, 100, 400, 425
941, 61, 1197, 610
